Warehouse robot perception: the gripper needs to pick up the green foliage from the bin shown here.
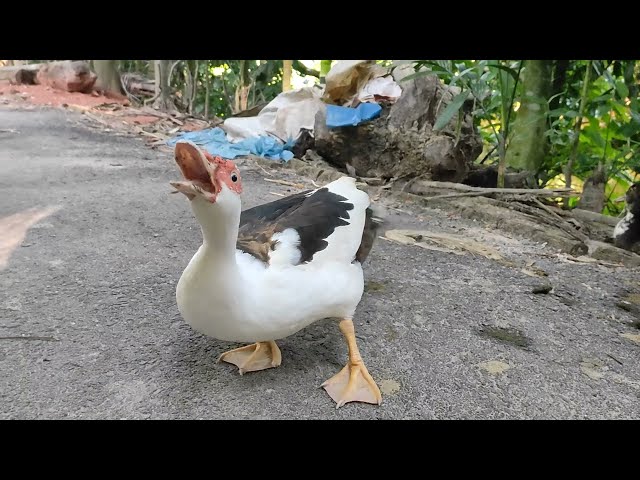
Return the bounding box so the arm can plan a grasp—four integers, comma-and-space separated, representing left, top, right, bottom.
126, 60, 308, 119
187, 60, 285, 118
401, 60, 522, 187
113, 59, 639, 216
404, 59, 640, 215
547, 60, 640, 214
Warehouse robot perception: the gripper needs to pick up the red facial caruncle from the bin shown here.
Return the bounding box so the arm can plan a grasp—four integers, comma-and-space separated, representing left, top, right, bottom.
204, 152, 243, 197
171, 141, 242, 203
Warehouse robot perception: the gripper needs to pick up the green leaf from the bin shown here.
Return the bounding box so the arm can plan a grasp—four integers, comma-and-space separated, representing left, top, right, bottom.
548, 108, 570, 117
456, 66, 477, 79
487, 63, 520, 81
434, 92, 468, 131
615, 80, 629, 99
435, 60, 453, 72
415, 60, 451, 75
602, 67, 616, 87
581, 124, 606, 149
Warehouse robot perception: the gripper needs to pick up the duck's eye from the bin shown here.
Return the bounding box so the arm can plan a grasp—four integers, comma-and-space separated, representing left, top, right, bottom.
231, 173, 238, 183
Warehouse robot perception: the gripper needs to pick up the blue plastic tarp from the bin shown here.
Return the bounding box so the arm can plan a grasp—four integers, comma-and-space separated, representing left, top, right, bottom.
166, 127, 294, 162
326, 103, 382, 128
166, 101, 384, 161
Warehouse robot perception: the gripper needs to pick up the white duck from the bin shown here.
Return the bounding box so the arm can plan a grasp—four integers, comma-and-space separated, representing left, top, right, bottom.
170, 140, 382, 408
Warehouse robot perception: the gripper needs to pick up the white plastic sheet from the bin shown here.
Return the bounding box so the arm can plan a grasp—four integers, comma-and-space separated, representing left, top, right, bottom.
222, 86, 324, 143
220, 61, 403, 144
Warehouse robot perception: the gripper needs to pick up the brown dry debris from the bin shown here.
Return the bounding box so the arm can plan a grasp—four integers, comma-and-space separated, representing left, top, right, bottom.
0, 80, 218, 147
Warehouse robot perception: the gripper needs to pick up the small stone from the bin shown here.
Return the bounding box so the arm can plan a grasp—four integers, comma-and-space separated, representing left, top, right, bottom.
580, 357, 609, 381
532, 282, 553, 294
364, 280, 386, 293
380, 379, 401, 394
580, 360, 606, 380
621, 333, 640, 344
478, 360, 510, 375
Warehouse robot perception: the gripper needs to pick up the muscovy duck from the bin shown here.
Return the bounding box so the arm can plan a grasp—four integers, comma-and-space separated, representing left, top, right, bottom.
170, 141, 383, 408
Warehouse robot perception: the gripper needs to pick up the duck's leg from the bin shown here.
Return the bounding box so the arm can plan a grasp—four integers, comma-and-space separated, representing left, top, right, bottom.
321, 318, 382, 409
218, 341, 282, 375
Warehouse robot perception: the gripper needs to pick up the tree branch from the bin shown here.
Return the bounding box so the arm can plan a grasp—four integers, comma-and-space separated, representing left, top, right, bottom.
293, 60, 319, 78
564, 60, 592, 205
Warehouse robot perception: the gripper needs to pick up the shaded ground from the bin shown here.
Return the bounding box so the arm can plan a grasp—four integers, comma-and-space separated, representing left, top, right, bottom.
1, 106, 640, 419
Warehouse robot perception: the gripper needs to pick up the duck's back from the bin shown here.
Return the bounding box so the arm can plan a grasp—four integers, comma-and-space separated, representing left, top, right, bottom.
236, 175, 375, 268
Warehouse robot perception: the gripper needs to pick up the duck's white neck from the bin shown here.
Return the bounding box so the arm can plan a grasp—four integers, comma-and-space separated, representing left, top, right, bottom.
177, 187, 247, 335
190, 187, 241, 260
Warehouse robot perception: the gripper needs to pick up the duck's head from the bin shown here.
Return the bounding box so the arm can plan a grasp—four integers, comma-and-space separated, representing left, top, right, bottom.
614, 182, 639, 212
170, 141, 243, 219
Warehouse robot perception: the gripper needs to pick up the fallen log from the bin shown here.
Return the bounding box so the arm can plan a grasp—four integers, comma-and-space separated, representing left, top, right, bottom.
491, 198, 589, 243
392, 192, 589, 256
588, 240, 640, 267
0, 64, 41, 85
36, 61, 97, 93
462, 164, 534, 189
550, 207, 619, 243
570, 208, 620, 227
405, 178, 575, 199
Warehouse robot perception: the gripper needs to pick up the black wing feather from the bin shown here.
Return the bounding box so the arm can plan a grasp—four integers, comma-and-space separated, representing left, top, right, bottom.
237, 187, 356, 264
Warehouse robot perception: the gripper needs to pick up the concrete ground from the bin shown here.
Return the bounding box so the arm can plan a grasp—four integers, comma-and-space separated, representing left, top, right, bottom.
1, 107, 640, 419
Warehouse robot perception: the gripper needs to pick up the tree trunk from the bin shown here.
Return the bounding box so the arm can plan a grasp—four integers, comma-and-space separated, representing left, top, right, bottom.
505, 60, 552, 174
94, 60, 124, 96
282, 60, 292, 92
154, 61, 161, 95
292, 60, 319, 78
152, 60, 176, 112
204, 61, 210, 119
564, 60, 593, 205
183, 60, 198, 115
577, 162, 606, 213
234, 60, 251, 113
191, 60, 198, 114
550, 60, 569, 112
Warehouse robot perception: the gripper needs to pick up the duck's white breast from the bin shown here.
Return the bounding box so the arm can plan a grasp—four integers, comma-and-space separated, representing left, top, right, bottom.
176, 248, 365, 343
